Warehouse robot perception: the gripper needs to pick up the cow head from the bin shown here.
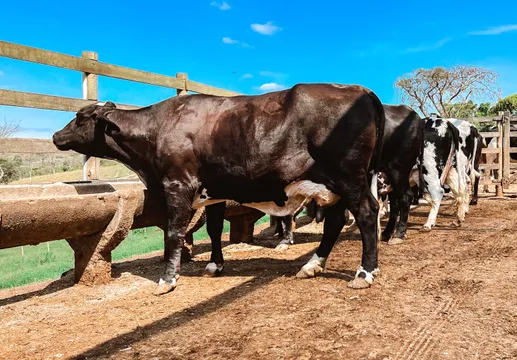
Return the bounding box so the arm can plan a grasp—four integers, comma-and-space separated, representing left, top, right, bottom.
52, 102, 120, 157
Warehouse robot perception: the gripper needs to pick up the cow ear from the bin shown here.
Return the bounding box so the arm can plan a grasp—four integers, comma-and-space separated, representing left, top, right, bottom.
103, 101, 117, 109
93, 109, 122, 137
97, 114, 122, 137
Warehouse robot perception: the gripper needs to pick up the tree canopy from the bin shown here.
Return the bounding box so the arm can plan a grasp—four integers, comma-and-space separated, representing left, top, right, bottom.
395, 65, 501, 118
492, 93, 517, 114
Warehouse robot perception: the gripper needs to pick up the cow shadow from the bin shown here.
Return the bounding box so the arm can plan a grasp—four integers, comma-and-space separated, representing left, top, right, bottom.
0, 276, 74, 307
70, 244, 363, 360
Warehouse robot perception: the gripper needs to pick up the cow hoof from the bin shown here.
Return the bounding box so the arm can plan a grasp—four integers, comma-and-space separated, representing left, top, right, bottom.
451, 221, 462, 228
381, 233, 391, 242
153, 277, 177, 296
348, 277, 371, 289
348, 267, 378, 289
275, 243, 290, 251
295, 254, 326, 279
388, 237, 404, 245
203, 262, 224, 277
420, 225, 432, 232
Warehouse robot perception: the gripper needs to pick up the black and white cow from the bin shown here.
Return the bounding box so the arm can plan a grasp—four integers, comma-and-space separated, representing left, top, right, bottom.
418, 117, 469, 231
446, 118, 484, 206
53, 83, 386, 295
272, 104, 424, 247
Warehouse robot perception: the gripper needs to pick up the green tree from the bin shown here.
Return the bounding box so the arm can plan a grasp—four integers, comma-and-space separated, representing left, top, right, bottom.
476, 102, 494, 116
492, 93, 517, 114
0, 157, 22, 184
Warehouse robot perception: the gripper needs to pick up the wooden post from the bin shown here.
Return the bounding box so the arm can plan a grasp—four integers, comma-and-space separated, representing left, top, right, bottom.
176, 73, 188, 96
496, 116, 504, 197
502, 111, 511, 190
227, 209, 264, 244
82, 51, 100, 181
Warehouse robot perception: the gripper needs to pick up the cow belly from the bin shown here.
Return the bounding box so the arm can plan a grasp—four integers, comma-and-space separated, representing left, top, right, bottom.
191, 180, 340, 216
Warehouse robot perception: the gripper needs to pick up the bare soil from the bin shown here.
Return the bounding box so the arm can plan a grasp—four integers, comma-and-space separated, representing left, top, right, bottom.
1, 189, 517, 360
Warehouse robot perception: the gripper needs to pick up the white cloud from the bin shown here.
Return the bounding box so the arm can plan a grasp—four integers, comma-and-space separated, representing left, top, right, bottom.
250, 21, 282, 35
256, 83, 285, 92
222, 37, 253, 48
469, 24, 517, 35
405, 37, 452, 53
210, 1, 231, 10
222, 37, 239, 45
241, 73, 253, 79
259, 71, 287, 78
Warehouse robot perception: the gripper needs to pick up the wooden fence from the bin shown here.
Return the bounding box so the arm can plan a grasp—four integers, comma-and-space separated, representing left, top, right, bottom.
467, 111, 517, 196
0, 40, 240, 180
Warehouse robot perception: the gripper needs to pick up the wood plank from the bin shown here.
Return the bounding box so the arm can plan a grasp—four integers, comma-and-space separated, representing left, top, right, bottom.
0, 89, 140, 112
480, 131, 500, 138
0, 40, 184, 90
0, 138, 64, 154
479, 164, 500, 170
482, 148, 501, 154
465, 116, 500, 123
186, 80, 241, 96
511, 163, 517, 169
510, 147, 517, 153
510, 131, 517, 137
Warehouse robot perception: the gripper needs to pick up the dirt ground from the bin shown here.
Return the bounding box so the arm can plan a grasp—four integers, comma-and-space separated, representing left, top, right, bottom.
1, 188, 517, 360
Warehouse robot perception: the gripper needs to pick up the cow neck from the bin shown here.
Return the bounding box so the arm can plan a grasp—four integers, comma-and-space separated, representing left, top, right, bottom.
109, 109, 163, 193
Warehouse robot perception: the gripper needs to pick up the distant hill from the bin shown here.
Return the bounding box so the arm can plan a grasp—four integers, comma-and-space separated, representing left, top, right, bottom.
11, 163, 138, 185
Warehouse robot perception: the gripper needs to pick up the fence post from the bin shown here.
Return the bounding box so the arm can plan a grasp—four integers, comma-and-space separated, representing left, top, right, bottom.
176, 73, 188, 96
502, 111, 511, 190
82, 51, 100, 181
495, 115, 504, 197
173, 72, 191, 258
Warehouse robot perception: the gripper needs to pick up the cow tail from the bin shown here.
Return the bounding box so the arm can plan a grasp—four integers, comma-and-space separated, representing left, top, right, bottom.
446, 120, 465, 189
367, 91, 386, 201
417, 119, 426, 199
471, 136, 481, 179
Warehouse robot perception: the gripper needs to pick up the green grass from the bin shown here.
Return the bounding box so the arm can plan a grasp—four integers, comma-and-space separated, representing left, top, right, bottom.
0, 215, 270, 290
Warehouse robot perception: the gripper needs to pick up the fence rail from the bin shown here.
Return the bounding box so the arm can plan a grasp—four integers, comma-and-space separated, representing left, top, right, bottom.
0, 40, 239, 97
0, 40, 242, 180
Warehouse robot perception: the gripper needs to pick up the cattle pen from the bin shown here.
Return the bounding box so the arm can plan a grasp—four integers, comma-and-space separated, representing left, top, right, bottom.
1, 41, 517, 360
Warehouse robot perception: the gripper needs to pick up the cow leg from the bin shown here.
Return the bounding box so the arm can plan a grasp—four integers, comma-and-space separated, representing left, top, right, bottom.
273, 216, 284, 236
471, 174, 480, 205
445, 168, 466, 227
391, 187, 414, 244
153, 186, 193, 296
204, 202, 226, 277
346, 187, 380, 289
296, 199, 347, 279
297, 182, 380, 289
381, 191, 399, 242
386, 169, 412, 245
421, 189, 443, 232
275, 215, 295, 251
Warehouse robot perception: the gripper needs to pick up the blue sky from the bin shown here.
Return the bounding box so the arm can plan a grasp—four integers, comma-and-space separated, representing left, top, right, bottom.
1, 0, 517, 138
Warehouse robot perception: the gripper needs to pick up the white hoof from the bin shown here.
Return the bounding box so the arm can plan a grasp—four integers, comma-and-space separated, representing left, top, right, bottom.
420, 224, 433, 232
388, 237, 404, 245
275, 243, 290, 251
296, 254, 326, 279
203, 262, 224, 277
153, 277, 178, 296
348, 267, 379, 289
